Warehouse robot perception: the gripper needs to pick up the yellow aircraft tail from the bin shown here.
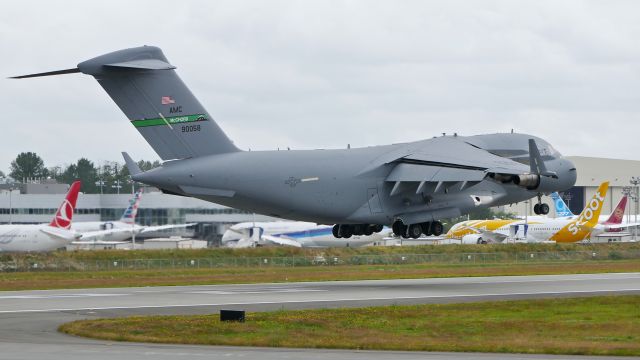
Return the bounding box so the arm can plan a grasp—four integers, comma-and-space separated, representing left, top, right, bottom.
550, 181, 609, 243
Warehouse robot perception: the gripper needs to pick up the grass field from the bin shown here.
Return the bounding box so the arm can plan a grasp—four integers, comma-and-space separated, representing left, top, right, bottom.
1, 260, 639, 291
4, 242, 640, 263
60, 295, 640, 356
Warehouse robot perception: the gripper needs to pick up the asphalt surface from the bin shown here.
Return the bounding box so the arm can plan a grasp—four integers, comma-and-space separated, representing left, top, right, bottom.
0, 273, 639, 360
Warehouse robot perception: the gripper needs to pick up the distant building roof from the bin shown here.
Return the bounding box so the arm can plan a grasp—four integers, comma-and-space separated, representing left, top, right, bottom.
566, 156, 640, 187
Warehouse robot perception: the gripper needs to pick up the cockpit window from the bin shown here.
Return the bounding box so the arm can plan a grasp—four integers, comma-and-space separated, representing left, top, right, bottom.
541, 144, 561, 158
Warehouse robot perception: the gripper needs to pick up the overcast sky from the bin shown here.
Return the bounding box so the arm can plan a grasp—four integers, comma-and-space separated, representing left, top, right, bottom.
1, 0, 639, 174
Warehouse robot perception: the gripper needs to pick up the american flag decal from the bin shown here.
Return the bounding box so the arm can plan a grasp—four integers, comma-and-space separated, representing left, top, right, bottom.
161, 96, 175, 105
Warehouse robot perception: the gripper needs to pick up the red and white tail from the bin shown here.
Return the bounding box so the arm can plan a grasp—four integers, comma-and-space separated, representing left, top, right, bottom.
604, 196, 627, 225
48, 180, 81, 229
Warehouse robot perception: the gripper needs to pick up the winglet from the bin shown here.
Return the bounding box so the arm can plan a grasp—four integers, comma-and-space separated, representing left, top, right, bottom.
122, 152, 142, 176
528, 139, 556, 177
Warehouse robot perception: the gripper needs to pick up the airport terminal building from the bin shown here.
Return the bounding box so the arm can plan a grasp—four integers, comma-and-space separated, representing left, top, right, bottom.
0, 184, 277, 245
1, 156, 639, 245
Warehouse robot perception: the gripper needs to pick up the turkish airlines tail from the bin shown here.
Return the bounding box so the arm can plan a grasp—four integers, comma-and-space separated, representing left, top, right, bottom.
48, 181, 82, 229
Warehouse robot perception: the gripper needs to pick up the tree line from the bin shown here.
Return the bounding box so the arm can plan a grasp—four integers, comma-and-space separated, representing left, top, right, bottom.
2, 152, 160, 194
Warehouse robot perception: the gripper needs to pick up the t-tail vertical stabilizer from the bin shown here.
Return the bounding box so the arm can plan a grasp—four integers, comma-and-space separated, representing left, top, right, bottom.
11, 46, 240, 160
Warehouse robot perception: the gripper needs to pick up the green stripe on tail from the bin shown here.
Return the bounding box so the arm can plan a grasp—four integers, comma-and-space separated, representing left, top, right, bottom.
131, 114, 207, 128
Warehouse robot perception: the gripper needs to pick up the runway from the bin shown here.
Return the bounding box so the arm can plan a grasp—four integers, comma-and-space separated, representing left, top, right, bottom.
0, 272, 639, 360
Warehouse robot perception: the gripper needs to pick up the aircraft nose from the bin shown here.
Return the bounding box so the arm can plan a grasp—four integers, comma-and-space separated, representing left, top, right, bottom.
562, 158, 577, 191
221, 229, 242, 243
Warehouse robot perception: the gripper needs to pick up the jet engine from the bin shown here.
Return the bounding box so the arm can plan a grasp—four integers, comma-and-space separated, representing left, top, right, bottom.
513, 174, 556, 192
461, 234, 487, 244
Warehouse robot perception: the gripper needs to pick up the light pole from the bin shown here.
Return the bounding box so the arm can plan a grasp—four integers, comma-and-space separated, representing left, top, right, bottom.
8, 185, 13, 225
111, 164, 123, 195
130, 180, 136, 250
562, 192, 573, 213
630, 177, 640, 240
524, 199, 529, 242
622, 186, 632, 227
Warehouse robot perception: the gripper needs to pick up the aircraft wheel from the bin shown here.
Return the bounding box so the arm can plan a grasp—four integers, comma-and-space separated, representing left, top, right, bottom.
340, 225, 353, 239
408, 224, 422, 239
421, 222, 433, 236
332, 224, 341, 238
363, 225, 374, 236
540, 203, 550, 215
352, 224, 364, 236
431, 221, 444, 236
533, 203, 541, 215
374, 224, 384, 233
392, 220, 404, 236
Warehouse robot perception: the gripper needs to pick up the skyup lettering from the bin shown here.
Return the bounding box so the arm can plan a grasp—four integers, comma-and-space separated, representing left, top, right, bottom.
567, 191, 605, 235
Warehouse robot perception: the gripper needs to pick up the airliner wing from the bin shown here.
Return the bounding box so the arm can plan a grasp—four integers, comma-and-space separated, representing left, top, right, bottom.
261, 235, 303, 248
78, 228, 134, 241
603, 223, 640, 231
40, 227, 80, 241
459, 225, 509, 243
139, 223, 196, 234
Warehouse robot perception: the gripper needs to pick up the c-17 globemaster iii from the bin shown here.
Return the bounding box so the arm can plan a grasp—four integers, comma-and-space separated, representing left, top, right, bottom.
12, 46, 577, 239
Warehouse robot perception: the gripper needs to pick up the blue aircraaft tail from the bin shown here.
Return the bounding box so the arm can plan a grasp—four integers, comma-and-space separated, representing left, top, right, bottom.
76, 46, 239, 160
550, 192, 574, 218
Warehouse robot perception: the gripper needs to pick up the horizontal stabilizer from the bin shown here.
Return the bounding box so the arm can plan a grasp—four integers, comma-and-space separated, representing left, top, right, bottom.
122, 152, 142, 176
105, 59, 175, 70
9, 67, 80, 79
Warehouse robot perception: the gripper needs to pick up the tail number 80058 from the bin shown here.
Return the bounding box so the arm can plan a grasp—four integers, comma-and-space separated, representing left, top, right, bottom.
181, 124, 201, 132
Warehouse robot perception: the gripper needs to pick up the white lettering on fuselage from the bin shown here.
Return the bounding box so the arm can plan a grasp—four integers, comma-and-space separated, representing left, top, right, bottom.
567, 191, 605, 235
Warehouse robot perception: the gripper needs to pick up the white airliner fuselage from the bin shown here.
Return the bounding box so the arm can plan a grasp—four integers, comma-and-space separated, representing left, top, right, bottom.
0, 224, 77, 252
223, 221, 387, 248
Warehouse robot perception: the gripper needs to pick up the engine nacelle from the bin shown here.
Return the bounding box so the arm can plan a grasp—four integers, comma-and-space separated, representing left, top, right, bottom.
461, 234, 487, 244
513, 174, 540, 189
513, 173, 557, 192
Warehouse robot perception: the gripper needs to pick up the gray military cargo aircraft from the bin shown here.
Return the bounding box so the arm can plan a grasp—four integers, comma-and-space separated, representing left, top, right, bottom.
12, 46, 577, 239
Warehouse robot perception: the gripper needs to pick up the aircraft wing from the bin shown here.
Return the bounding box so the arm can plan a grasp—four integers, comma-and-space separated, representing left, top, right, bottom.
40, 227, 80, 241
374, 137, 531, 197
261, 235, 303, 248
459, 225, 509, 243
139, 223, 197, 234
603, 223, 640, 231
78, 228, 134, 241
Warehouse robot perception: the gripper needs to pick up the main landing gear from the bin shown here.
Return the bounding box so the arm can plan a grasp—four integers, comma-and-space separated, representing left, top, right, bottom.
391, 220, 443, 239
332, 224, 384, 239
533, 194, 550, 215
